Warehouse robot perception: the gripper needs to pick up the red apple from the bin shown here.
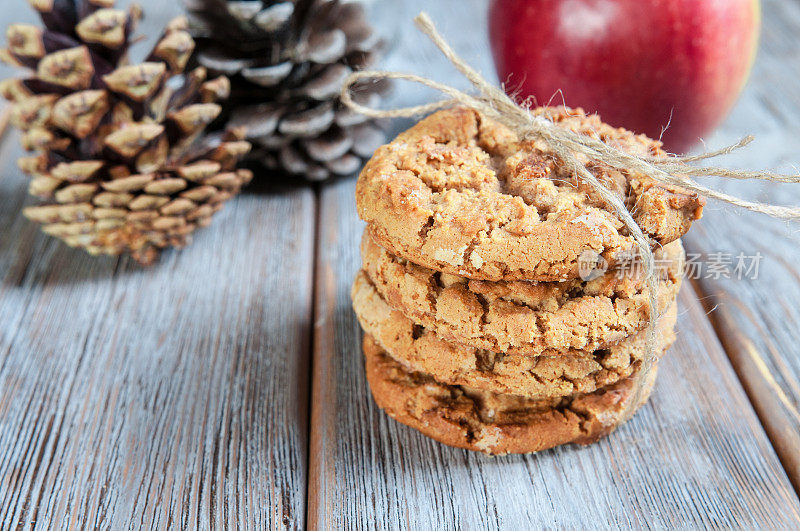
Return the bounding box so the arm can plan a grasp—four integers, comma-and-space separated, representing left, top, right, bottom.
488, 0, 760, 153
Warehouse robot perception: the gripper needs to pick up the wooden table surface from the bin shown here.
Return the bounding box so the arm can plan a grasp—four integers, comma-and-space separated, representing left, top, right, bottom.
2, 0, 800, 528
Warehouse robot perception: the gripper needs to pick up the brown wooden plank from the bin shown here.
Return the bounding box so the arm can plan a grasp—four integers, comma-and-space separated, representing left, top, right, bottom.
0, 2, 315, 527
682, 0, 800, 493
308, 177, 800, 529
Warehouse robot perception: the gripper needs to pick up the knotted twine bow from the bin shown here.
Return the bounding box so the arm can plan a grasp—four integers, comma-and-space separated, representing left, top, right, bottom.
341, 12, 800, 419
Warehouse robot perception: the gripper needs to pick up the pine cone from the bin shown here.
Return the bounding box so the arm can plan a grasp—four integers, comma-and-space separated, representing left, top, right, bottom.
0, 0, 253, 265
187, 0, 389, 182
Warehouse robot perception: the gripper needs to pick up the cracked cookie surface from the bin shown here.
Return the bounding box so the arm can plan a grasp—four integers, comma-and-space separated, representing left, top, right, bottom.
361, 232, 683, 355
353, 269, 675, 400
363, 335, 657, 455
356, 106, 704, 281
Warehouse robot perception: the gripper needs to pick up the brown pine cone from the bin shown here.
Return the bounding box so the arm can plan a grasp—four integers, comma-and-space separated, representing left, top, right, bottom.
187, 0, 389, 182
0, 0, 253, 265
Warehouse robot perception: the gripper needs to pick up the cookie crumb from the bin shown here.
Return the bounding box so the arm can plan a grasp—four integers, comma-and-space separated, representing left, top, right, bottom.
475, 426, 503, 453
470, 251, 484, 269
433, 246, 466, 266
570, 212, 611, 238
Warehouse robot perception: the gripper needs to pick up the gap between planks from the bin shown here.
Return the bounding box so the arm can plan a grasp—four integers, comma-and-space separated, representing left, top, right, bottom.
0, 105, 11, 139
690, 276, 800, 495
305, 183, 325, 531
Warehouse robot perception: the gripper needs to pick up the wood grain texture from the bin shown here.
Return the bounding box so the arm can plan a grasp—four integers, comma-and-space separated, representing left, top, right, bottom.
682, 0, 800, 493
309, 0, 800, 526
0, 1, 314, 528
0, 132, 316, 529
2, 0, 800, 526
308, 178, 800, 529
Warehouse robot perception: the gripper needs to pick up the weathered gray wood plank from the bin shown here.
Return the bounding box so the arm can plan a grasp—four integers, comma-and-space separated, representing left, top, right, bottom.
0, 131, 316, 528
309, 0, 800, 526
682, 0, 800, 492
1, 0, 798, 525
0, 1, 315, 528
0, 129, 316, 528
308, 177, 800, 529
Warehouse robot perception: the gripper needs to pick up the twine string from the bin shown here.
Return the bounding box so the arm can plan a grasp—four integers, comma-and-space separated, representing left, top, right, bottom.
341, 12, 800, 419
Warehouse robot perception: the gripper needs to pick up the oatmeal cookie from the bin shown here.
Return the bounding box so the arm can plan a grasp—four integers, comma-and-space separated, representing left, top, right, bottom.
353, 270, 675, 399
356, 106, 704, 281
361, 232, 683, 354
363, 335, 657, 455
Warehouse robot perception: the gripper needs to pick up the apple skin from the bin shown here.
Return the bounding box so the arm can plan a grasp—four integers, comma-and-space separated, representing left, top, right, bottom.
488, 0, 760, 153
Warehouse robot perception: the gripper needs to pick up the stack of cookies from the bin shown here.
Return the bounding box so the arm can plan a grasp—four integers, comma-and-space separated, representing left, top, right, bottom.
352, 107, 703, 455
